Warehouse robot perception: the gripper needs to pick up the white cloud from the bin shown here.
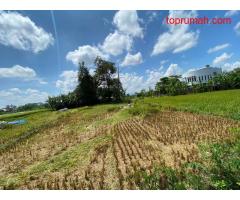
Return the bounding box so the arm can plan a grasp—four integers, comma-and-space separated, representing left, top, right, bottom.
0, 65, 47, 84
120, 66, 164, 94
0, 88, 49, 107
0, 65, 36, 79
234, 22, 240, 35
38, 80, 48, 85
120, 73, 144, 94
213, 52, 233, 65
56, 70, 78, 94
207, 43, 230, 54
120, 52, 143, 67
147, 11, 158, 23
66, 45, 108, 67
160, 60, 169, 65
222, 61, 240, 72
113, 10, 143, 38
66, 11, 142, 63
101, 31, 133, 56
152, 10, 199, 55
89, 68, 95, 76
164, 64, 182, 76
9, 88, 22, 94
145, 66, 164, 88
0, 11, 54, 53
224, 10, 239, 17
120, 64, 185, 94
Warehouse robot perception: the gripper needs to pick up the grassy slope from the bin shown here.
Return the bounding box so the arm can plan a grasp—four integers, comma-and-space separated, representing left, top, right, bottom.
0, 109, 48, 121
0, 104, 130, 151
0, 104, 131, 188
133, 89, 240, 120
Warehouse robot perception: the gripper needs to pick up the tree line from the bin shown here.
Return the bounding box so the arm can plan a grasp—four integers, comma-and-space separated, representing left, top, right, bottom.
135, 67, 240, 97
0, 103, 48, 115
48, 57, 124, 110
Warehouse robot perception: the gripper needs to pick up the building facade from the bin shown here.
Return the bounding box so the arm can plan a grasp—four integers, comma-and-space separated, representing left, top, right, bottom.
182, 65, 222, 85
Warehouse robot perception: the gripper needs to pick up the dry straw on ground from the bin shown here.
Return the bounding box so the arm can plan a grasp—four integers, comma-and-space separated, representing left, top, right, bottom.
1, 111, 239, 189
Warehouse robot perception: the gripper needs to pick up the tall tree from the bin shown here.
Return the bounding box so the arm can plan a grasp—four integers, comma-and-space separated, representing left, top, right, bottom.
75, 62, 96, 105
155, 77, 169, 95
94, 57, 124, 102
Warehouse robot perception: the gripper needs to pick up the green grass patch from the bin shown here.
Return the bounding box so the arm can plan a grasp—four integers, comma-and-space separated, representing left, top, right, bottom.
129, 89, 240, 120
0, 109, 47, 121
0, 104, 125, 152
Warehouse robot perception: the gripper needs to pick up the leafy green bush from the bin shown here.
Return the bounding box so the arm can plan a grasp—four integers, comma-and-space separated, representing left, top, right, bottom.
48, 92, 79, 110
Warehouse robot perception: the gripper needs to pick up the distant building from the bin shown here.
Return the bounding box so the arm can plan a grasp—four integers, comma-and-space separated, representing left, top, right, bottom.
182, 65, 222, 85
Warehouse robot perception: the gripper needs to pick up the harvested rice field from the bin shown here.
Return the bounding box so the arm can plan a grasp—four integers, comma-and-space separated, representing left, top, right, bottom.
0, 90, 240, 189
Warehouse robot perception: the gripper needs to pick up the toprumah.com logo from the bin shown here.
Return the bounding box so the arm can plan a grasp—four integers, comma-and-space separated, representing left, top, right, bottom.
166, 16, 232, 25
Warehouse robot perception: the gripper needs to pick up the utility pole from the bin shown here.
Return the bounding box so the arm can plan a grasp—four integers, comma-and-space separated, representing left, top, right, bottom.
117, 65, 120, 100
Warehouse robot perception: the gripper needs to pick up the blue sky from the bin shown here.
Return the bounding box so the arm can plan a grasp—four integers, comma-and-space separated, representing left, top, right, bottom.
0, 10, 240, 108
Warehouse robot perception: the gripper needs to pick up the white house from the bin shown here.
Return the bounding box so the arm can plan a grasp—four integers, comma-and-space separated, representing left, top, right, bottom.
182, 65, 222, 85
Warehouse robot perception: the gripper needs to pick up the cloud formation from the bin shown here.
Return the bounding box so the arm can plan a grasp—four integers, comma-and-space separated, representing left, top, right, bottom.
120, 73, 144, 94
213, 52, 233, 65
120, 66, 166, 94
224, 10, 239, 17
164, 64, 182, 76
152, 10, 199, 55
222, 61, 240, 72
0, 11, 54, 53
66, 45, 109, 67
0, 65, 36, 79
0, 65, 47, 84
101, 31, 133, 56
66, 11, 144, 67
234, 22, 240, 35
113, 10, 143, 38
120, 52, 143, 67
56, 70, 78, 94
0, 88, 49, 107
207, 43, 230, 54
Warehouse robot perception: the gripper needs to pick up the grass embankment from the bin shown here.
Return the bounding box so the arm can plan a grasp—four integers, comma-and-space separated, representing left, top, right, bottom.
130, 89, 240, 120
0, 105, 129, 152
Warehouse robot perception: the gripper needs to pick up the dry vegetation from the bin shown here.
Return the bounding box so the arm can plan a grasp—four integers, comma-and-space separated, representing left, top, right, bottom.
1, 102, 239, 189
112, 111, 240, 189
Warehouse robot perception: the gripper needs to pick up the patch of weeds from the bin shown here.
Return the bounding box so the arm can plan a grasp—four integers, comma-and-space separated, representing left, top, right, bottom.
128, 101, 161, 116
129, 134, 240, 190
107, 106, 121, 113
